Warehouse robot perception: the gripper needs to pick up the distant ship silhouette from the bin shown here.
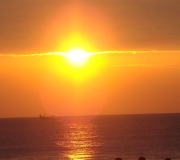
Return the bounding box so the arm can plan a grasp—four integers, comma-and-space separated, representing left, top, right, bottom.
39, 114, 54, 120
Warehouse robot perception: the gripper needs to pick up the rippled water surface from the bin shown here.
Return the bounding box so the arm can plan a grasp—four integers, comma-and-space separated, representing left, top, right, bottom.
0, 114, 180, 160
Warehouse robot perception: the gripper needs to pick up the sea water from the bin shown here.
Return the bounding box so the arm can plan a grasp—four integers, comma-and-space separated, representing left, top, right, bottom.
0, 114, 180, 160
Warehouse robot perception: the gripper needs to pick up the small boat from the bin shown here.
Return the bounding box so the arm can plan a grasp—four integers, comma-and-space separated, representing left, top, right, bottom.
39, 114, 55, 120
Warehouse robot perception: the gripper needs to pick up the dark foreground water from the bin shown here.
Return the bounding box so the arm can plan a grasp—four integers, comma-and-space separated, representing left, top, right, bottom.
0, 114, 180, 160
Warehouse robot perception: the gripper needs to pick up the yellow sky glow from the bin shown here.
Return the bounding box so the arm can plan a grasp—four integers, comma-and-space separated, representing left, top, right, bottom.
1, 51, 180, 117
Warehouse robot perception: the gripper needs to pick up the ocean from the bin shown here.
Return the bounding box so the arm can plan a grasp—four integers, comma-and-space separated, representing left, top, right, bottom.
0, 114, 180, 160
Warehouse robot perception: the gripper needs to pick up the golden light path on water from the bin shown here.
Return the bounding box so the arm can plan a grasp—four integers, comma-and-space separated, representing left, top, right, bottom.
56, 118, 101, 159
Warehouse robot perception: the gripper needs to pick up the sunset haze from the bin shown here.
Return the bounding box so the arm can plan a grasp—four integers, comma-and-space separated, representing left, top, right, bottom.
0, 0, 180, 118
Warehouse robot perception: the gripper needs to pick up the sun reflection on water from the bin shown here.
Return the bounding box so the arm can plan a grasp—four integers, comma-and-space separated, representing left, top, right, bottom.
56, 120, 101, 160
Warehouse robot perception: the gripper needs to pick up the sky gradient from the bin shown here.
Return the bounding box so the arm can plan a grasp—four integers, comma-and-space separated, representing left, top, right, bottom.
1, 51, 180, 118
1, 0, 180, 53
0, 0, 180, 117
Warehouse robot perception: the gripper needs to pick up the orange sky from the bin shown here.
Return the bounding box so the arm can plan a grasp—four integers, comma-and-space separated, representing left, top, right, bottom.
1, 52, 180, 118
0, 1, 180, 117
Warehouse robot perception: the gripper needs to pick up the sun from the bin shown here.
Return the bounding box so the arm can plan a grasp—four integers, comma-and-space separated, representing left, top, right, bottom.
65, 48, 92, 66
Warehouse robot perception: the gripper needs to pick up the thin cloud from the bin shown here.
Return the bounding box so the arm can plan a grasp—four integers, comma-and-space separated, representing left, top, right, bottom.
1, 50, 180, 69
0, 52, 66, 57
95, 50, 180, 54
0, 50, 180, 57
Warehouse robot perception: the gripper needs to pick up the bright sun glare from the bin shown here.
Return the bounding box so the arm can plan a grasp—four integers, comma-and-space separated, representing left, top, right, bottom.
66, 48, 92, 66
